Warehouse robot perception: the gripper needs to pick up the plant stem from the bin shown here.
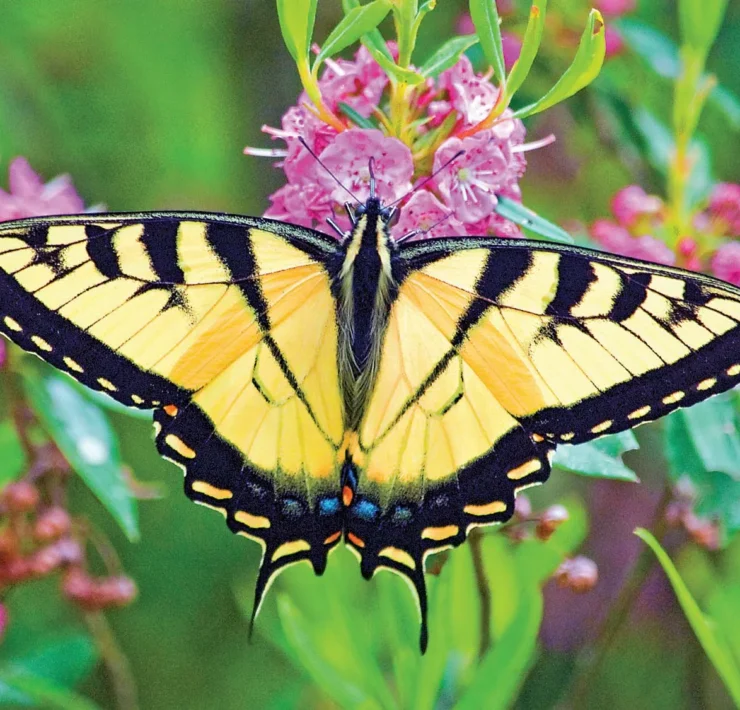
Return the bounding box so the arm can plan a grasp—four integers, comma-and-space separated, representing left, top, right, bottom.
563, 487, 671, 709
85, 611, 139, 710
469, 528, 492, 660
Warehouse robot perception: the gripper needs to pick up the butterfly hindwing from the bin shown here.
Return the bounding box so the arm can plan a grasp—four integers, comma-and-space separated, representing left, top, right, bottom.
0, 212, 347, 613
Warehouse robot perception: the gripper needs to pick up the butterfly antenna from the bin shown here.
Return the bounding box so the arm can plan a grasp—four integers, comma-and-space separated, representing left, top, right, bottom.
298, 137, 361, 205
396, 211, 454, 244
389, 149, 465, 208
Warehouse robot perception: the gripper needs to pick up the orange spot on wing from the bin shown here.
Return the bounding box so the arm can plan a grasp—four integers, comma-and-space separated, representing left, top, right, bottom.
163, 404, 178, 417
324, 531, 341, 545
347, 532, 365, 548
342, 485, 354, 507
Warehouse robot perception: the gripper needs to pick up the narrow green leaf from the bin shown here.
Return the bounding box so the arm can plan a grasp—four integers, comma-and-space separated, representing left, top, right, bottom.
554, 431, 639, 482
0, 673, 102, 710
469, 0, 506, 85
364, 43, 425, 84
314, 1, 391, 71
0, 419, 26, 485
22, 368, 139, 541
504, 0, 547, 100
632, 107, 674, 174
276, 0, 318, 63
419, 35, 479, 78
494, 196, 574, 244
456, 583, 542, 709
635, 528, 740, 705
514, 9, 605, 119
343, 0, 395, 62
679, 0, 729, 61
338, 102, 376, 129
75, 382, 153, 420
276, 595, 384, 710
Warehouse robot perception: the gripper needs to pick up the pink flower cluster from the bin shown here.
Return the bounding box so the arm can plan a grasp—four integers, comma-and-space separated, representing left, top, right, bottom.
590, 183, 740, 285
247, 49, 531, 241
0, 157, 85, 221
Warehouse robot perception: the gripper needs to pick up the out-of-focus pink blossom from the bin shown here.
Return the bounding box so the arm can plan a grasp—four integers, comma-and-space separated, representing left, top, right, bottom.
0, 158, 85, 220
502, 32, 523, 70
711, 242, 740, 286
708, 182, 740, 235
604, 26, 626, 58
611, 185, 662, 228
591, 219, 675, 265
595, 0, 636, 16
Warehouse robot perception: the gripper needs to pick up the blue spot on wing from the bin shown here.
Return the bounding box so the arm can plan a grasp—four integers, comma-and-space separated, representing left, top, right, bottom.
354, 499, 379, 521
319, 497, 341, 515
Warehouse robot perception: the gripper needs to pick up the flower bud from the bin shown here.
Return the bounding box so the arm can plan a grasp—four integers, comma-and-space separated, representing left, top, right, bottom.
513, 493, 532, 520
555, 556, 598, 593
95, 576, 138, 608
33, 507, 72, 542
536, 504, 569, 541
2, 481, 40, 513
62, 567, 95, 606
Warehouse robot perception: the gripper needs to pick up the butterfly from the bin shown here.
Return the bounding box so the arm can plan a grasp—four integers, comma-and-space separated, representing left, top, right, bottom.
1, 195, 740, 652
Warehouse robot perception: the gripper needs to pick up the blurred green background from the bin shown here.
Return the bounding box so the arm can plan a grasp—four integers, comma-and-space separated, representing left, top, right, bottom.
1, 1, 740, 709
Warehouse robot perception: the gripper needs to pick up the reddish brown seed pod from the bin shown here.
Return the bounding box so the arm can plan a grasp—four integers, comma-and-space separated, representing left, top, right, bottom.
95, 575, 138, 608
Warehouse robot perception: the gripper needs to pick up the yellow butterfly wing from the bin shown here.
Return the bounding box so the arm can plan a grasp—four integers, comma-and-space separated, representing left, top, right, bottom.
345, 237, 740, 641
0, 212, 346, 613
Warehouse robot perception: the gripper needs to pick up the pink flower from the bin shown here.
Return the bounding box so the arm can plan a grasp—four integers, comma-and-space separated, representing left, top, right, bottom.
502, 32, 523, 70
711, 242, 740, 286
316, 129, 414, 206
611, 185, 662, 228
591, 219, 675, 265
439, 55, 500, 127
247, 43, 535, 242
0, 158, 85, 220
595, 0, 636, 16
604, 26, 626, 58
434, 125, 525, 223
395, 191, 467, 240
708, 182, 740, 235
317, 46, 389, 118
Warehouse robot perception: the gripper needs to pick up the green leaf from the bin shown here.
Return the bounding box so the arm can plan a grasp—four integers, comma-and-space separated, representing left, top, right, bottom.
419, 35, 479, 78
364, 43, 425, 84
0, 419, 26, 486
554, 431, 639, 482
0, 634, 98, 707
494, 196, 574, 244
679, 0, 729, 61
469, 0, 506, 86
635, 528, 740, 705
276, 0, 318, 63
503, 0, 547, 101
514, 9, 605, 119
0, 673, 102, 710
455, 581, 541, 709
338, 102, 376, 129
22, 368, 139, 541
74, 382, 153, 420
679, 394, 740, 479
342, 0, 395, 63
314, 1, 391, 72
632, 107, 674, 174
276, 595, 384, 710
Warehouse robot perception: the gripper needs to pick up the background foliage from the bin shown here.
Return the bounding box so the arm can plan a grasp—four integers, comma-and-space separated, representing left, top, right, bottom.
0, 1, 739, 708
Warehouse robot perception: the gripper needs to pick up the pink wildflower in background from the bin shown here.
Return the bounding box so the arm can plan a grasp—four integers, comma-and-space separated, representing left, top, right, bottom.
247, 48, 540, 241
590, 182, 740, 283
0, 158, 85, 220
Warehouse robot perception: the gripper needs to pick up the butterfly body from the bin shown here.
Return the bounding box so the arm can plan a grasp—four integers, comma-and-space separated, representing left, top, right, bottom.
2, 203, 740, 651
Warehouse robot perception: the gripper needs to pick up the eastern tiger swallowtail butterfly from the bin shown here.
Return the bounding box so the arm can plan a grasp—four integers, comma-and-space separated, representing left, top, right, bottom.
1, 193, 740, 651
